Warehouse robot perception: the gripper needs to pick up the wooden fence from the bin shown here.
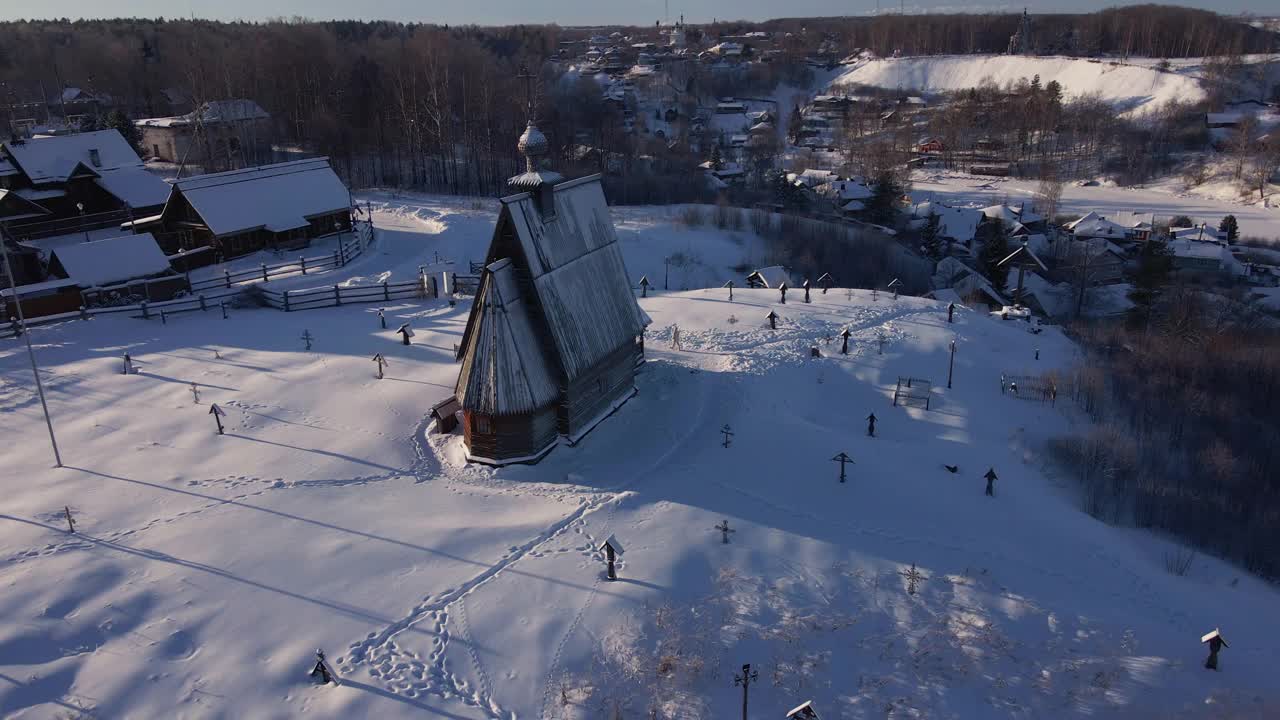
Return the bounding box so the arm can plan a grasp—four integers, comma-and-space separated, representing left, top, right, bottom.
187, 232, 365, 292
2, 288, 243, 339
256, 278, 426, 312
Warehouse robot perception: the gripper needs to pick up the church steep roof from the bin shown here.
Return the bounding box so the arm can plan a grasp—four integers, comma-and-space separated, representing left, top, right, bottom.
455, 258, 561, 415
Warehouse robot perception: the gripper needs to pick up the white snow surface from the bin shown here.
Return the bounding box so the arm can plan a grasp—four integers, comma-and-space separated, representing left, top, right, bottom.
3, 192, 1279, 719
832, 55, 1207, 115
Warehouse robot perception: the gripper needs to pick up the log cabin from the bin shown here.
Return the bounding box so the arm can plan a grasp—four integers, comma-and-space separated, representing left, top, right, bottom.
453, 119, 649, 465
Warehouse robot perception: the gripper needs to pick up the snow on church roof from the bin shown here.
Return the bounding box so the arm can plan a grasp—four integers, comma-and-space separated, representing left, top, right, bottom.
455, 258, 560, 415
49, 233, 172, 287
4, 129, 144, 184
501, 175, 649, 381
171, 158, 350, 237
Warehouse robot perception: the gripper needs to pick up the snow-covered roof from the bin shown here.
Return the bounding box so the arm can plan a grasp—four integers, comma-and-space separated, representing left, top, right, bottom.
1206, 112, 1242, 126
1065, 211, 1128, 240
1107, 211, 1154, 230
1168, 238, 1229, 261
494, 175, 648, 382
913, 201, 981, 243
49, 233, 172, 287
455, 258, 561, 416
747, 265, 792, 288
1171, 225, 1226, 243
0, 277, 80, 299
981, 204, 1041, 226
3, 129, 144, 184
842, 199, 866, 212
94, 168, 171, 209
170, 158, 350, 237
0, 189, 53, 221
137, 99, 270, 128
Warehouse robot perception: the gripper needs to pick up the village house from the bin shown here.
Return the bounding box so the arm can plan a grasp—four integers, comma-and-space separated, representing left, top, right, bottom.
45, 232, 186, 307
136, 99, 272, 168
911, 201, 983, 252
930, 256, 1007, 310
131, 158, 352, 261
452, 118, 649, 465
0, 129, 171, 232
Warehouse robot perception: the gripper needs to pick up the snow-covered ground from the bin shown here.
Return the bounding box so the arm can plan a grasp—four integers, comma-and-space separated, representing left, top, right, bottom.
831, 55, 1208, 115
911, 171, 1280, 243
4, 194, 1279, 719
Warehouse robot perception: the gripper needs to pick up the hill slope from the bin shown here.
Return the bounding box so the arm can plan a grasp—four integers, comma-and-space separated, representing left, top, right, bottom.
832, 55, 1207, 114
1, 195, 1277, 719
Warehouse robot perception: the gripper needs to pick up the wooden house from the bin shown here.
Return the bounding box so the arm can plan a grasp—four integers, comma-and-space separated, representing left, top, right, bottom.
453, 121, 650, 465
133, 158, 352, 259
0, 130, 170, 230
46, 232, 187, 305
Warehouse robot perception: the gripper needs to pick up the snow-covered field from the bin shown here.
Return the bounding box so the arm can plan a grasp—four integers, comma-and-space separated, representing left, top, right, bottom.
911, 171, 1280, 243
4, 194, 1279, 719
831, 55, 1208, 115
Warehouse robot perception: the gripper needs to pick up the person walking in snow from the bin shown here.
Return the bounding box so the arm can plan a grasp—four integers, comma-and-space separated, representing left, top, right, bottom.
866, 412, 877, 437
984, 468, 998, 497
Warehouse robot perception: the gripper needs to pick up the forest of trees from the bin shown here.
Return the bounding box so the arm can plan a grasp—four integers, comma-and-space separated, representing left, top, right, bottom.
1054, 293, 1280, 580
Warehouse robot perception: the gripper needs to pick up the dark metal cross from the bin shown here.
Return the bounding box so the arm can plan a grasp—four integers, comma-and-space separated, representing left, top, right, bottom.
900, 563, 926, 595
301, 330, 314, 351
517, 63, 536, 121
832, 452, 853, 483
715, 519, 735, 544
721, 424, 734, 448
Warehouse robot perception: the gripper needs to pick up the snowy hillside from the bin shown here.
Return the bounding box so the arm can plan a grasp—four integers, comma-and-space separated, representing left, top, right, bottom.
3, 195, 1279, 719
832, 55, 1207, 115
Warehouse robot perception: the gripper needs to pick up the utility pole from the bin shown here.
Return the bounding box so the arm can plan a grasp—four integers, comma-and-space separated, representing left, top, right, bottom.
733, 663, 758, 720
1, 225, 62, 467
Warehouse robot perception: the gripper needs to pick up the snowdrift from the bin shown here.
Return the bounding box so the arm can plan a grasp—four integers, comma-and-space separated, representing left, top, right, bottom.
832, 55, 1207, 115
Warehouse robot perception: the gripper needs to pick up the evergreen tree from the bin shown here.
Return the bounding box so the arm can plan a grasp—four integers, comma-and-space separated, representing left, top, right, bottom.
920, 212, 942, 259
1170, 215, 1193, 228
1128, 237, 1173, 328
1219, 215, 1239, 243
787, 104, 803, 145
865, 170, 903, 224
105, 110, 142, 154
709, 144, 722, 171
769, 170, 809, 211
978, 218, 1011, 292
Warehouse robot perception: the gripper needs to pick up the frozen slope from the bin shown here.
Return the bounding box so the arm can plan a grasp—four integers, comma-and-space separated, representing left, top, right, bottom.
2, 197, 1278, 719
833, 55, 1207, 115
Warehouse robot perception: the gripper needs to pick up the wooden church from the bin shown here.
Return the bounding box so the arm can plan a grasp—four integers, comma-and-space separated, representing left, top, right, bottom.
453, 116, 649, 465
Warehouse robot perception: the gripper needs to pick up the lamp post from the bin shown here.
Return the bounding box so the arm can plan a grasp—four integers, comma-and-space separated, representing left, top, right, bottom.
76, 202, 89, 243
947, 339, 956, 389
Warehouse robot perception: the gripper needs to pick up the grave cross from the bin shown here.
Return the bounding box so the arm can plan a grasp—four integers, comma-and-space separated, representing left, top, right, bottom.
122, 352, 133, 375
63, 505, 75, 533
817, 272, 834, 294
301, 330, 314, 351
947, 302, 956, 323
599, 534, 624, 581
888, 278, 902, 300
209, 403, 226, 435
397, 323, 415, 346
714, 519, 735, 544
724, 280, 735, 301
378, 308, 386, 329
767, 310, 779, 330
866, 413, 877, 437
189, 382, 200, 404
832, 452, 853, 483
309, 649, 338, 685
639, 275, 650, 298
787, 700, 821, 719
877, 330, 886, 355
373, 353, 388, 379
840, 328, 851, 355
721, 424, 734, 448
899, 563, 926, 595
802, 279, 811, 303
779, 282, 788, 304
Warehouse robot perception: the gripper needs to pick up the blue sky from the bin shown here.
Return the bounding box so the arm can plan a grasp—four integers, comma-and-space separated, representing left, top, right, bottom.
0, 0, 1271, 24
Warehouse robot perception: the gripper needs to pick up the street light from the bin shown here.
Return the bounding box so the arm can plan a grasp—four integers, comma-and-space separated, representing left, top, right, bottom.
76, 201, 88, 243
947, 339, 956, 389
